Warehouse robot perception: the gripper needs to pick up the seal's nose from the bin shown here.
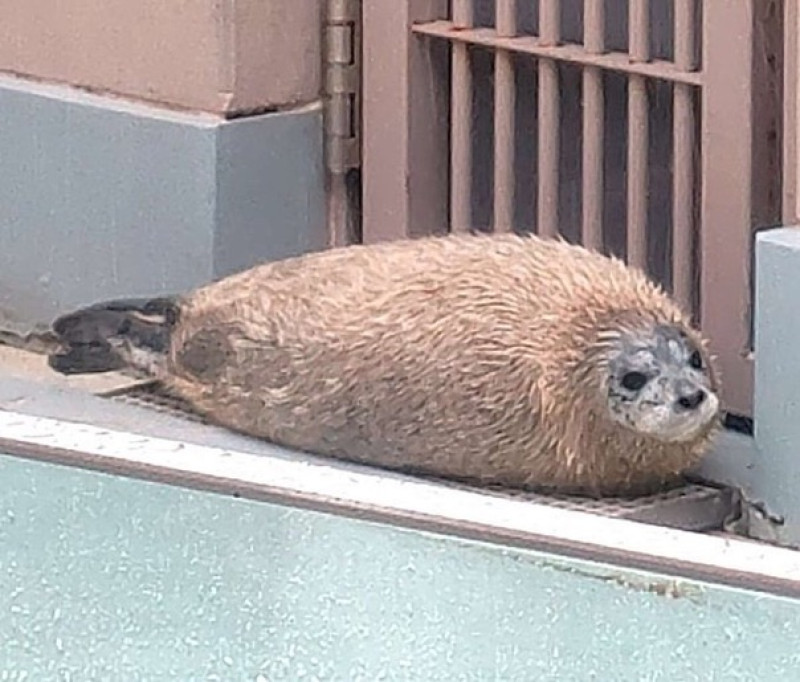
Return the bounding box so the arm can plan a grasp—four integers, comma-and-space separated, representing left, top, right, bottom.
677, 389, 707, 411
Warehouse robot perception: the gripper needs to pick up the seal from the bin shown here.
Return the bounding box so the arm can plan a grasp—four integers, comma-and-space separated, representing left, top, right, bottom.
47, 232, 721, 497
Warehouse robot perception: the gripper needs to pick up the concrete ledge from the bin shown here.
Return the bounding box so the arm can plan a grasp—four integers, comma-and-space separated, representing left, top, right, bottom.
0, 76, 326, 334
753, 226, 800, 547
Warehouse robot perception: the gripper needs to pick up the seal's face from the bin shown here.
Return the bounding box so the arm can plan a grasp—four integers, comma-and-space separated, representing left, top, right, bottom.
604, 323, 720, 442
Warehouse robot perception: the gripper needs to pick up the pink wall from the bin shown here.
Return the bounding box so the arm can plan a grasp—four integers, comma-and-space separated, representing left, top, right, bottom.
0, 0, 321, 115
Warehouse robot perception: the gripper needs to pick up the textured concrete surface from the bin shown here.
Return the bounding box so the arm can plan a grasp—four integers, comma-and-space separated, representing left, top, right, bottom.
0, 344, 142, 395
1, 454, 798, 680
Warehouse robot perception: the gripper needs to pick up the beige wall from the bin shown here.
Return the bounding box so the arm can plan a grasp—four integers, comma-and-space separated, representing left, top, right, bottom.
0, 0, 321, 115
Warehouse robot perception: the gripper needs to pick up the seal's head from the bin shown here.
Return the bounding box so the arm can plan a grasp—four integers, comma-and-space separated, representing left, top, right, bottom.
600, 321, 720, 443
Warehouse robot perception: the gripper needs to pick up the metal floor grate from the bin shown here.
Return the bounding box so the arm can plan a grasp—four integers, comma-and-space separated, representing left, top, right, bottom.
109, 383, 740, 533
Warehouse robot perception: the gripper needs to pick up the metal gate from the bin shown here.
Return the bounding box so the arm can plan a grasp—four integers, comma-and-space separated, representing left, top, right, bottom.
359, 0, 775, 418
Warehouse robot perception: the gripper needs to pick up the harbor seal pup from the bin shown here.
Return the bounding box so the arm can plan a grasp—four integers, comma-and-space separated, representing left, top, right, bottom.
47, 232, 721, 497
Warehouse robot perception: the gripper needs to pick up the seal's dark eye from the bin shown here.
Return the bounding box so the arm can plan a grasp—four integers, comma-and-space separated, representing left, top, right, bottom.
621, 371, 648, 391
689, 350, 704, 370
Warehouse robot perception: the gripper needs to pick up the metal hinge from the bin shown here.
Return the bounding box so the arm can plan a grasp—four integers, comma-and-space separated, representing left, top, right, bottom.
324, 0, 362, 245
325, 0, 361, 175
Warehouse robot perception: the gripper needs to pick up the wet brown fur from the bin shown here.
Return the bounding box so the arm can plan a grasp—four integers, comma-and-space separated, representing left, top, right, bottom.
128, 232, 722, 497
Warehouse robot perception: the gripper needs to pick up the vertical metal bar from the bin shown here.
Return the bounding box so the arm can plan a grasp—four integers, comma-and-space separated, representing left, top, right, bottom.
750, 0, 782, 239
672, 90, 695, 311
674, 0, 696, 67
629, 0, 649, 63
701, 0, 754, 416
626, 82, 648, 269
539, 0, 560, 46
537, 0, 560, 237
451, 0, 474, 232
452, 0, 472, 29
581, 0, 605, 251
672, 0, 697, 311
584, 0, 604, 53
362, 0, 450, 243
493, 0, 516, 232
626, 0, 650, 268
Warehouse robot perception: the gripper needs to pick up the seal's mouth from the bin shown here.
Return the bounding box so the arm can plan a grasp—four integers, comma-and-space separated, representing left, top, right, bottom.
655, 391, 721, 443
615, 389, 721, 444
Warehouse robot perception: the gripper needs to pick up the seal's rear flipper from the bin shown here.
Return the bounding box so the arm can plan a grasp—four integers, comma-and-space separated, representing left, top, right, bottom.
48, 296, 180, 376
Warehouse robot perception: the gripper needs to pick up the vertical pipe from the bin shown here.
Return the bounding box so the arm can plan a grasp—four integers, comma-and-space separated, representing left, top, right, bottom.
493, 0, 517, 232
673, 0, 697, 312
582, 0, 605, 251
626, 0, 650, 268
537, 0, 560, 237
451, 0, 474, 232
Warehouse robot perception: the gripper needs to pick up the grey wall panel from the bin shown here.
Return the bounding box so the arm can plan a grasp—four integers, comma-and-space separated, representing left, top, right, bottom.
0, 76, 219, 334
0, 77, 326, 334
213, 103, 327, 279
